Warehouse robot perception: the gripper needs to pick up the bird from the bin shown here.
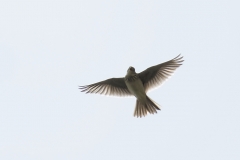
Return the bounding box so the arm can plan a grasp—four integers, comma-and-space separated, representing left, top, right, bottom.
79, 54, 184, 118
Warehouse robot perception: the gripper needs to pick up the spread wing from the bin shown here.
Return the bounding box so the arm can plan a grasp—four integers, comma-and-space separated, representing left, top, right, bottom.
138, 54, 184, 92
79, 78, 132, 97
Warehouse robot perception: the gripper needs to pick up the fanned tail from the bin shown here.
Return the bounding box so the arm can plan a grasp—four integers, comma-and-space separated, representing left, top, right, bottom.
134, 96, 161, 118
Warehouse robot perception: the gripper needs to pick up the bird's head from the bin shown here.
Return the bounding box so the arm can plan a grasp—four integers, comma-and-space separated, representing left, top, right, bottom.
127, 66, 136, 74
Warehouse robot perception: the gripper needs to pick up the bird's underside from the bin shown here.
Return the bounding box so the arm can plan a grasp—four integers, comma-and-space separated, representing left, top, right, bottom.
79, 54, 184, 118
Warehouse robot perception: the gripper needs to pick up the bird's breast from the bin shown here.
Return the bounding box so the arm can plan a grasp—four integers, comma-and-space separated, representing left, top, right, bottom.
125, 75, 146, 103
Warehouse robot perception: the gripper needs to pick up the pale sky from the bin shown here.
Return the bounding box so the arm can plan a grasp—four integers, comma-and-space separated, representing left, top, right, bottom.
1, 0, 240, 160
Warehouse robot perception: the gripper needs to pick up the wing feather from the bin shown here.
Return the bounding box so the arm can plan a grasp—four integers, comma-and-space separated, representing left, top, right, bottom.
79, 77, 132, 97
138, 54, 184, 92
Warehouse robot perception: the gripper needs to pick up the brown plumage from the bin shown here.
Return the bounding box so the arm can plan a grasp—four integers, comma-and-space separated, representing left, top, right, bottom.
79, 54, 184, 118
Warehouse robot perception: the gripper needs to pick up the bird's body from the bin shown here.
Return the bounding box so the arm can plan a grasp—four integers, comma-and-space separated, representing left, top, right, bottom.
125, 71, 146, 104
79, 54, 184, 118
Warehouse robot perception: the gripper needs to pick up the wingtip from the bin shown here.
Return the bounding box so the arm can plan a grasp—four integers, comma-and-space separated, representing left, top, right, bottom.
174, 54, 183, 59
173, 54, 184, 64
79, 85, 87, 89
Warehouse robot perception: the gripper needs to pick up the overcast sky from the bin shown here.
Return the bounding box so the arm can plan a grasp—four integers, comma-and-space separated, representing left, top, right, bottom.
1, 0, 240, 159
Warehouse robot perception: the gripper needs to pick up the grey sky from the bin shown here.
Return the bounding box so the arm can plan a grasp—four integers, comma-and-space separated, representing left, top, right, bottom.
1, 0, 240, 159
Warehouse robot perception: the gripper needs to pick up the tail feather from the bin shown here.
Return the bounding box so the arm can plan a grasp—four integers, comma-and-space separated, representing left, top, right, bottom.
134, 96, 161, 118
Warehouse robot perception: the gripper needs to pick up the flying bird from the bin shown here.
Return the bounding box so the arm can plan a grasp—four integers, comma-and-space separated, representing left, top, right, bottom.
79, 54, 184, 118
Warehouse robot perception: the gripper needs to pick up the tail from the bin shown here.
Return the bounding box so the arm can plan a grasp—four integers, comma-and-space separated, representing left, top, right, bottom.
134, 96, 161, 118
